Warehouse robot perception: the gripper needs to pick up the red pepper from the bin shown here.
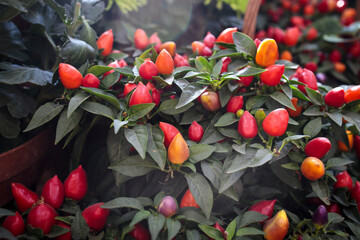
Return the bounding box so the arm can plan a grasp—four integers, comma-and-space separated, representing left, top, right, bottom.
11, 183, 39, 213
334, 171, 353, 191
27, 203, 58, 234
2, 211, 25, 236
41, 175, 64, 209
262, 109, 289, 137
324, 87, 345, 108
304, 137, 331, 159
188, 121, 204, 143
64, 165, 88, 201
238, 111, 258, 139
82, 202, 110, 232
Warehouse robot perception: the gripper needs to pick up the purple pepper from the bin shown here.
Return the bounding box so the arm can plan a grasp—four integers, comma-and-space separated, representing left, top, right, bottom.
158, 196, 178, 217
316, 72, 327, 84
312, 205, 328, 226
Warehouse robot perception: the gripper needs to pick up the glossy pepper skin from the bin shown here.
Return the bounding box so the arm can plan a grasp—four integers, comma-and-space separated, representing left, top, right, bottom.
82, 202, 110, 232
237, 111, 258, 139
64, 165, 88, 201
159, 122, 180, 147
157, 196, 178, 217
97, 29, 113, 56
188, 121, 204, 143
226, 96, 243, 114
312, 205, 328, 227
263, 210, 289, 240
58, 63, 83, 89
129, 223, 151, 240
11, 183, 39, 213
55, 222, 71, 240
27, 203, 58, 234
304, 137, 331, 159
248, 199, 277, 222
334, 171, 353, 191
2, 211, 25, 236
262, 109, 289, 137
324, 87, 345, 108
128, 82, 153, 106
259, 64, 285, 86
41, 175, 64, 209
179, 189, 200, 208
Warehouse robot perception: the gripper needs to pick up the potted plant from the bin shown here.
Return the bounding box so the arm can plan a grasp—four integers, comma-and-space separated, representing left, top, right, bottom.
1, 0, 360, 239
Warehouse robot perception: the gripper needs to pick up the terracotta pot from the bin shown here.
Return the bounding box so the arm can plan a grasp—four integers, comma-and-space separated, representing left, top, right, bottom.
0, 128, 53, 206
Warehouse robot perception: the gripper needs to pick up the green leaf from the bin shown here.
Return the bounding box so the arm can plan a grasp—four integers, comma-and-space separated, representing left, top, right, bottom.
326, 158, 354, 169
24, 103, 64, 132
212, 59, 223, 77
46, 225, 70, 238
81, 87, 120, 109
43, 0, 67, 22
176, 83, 207, 109
281, 135, 310, 145
233, 32, 257, 58
0, 228, 16, 240
225, 218, 237, 240
0, 22, 28, 61
114, 67, 136, 78
68, 92, 91, 118
60, 37, 95, 67
236, 66, 266, 77
302, 105, 325, 116
198, 224, 223, 239
214, 112, 238, 127
227, 149, 256, 173
281, 162, 300, 171
0, 62, 52, 85
55, 108, 83, 144
124, 125, 148, 159
180, 108, 203, 125
166, 219, 181, 240
152, 75, 174, 88
159, 99, 194, 115
271, 158, 302, 189
87, 65, 113, 76
79, 20, 97, 50
81, 102, 115, 120
0, 209, 15, 218
219, 85, 232, 108
101, 72, 121, 89
270, 91, 295, 110
148, 214, 165, 240
238, 211, 268, 228
195, 57, 212, 73
109, 155, 158, 177
326, 110, 343, 126
201, 160, 222, 190
220, 153, 246, 193
186, 229, 202, 240
305, 87, 324, 106
185, 173, 213, 219
209, 49, 241, 60
146, 124, 166, 170
345, 221, 360, 238
313, 16, 342, 35
129, 210, 151, 227
71, 212, 89, 240
248, 149, 274, 168
303, 117, 322, 138
181, 209, 213, 225
342, 112, 360, 132
236, 227, 265, 236
311, 180, 330, 205
127, 103, 155, 121
102, 197, 144, 210
189, 144, 217, 163
183, 71, 210, 79
113, 120, 128, 134
246, 95, 266, 110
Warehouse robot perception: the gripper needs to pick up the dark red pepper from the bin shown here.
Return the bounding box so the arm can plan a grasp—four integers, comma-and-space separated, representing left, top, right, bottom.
188, 121, 204, 143
41, 175, 64, 209
11, 183, 39, 213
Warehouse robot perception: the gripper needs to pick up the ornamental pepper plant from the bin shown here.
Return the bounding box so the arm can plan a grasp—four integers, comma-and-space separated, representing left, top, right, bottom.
2, 1, 360, 240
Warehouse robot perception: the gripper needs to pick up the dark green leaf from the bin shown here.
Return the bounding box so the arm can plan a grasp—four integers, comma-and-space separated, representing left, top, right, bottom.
201, 160, 222, 190
238, 211, 268, 228
43, 0, 67, 22
166, 219, 181, 240
305, 87, 324, 106
113, 120, 128, 134
67, 92, 90, 118
214, 112, 238, 127
342, 112, 360, 132
185, 173, 213, 219
345, 221, 360, 238
148, 214, 165, 240
186, 229, 202, 240
246, 95, 266, 110
173, 66, 196, 77
0, 62, 52, 85
225, 218, 237, 240
55, 108, 83, 144
124, 125, 148, 159
311, 180, 330, 205
87, 65, 113, 76
227, 149, 256, 173
46, 225, 70, 238
270, 91, 295, 110
152, 75, 174, 88
146, 124, 166, 170
159, 99, 194, 115
198, 224, 223, 239
176, 83, 207, 109
236, 227, 265, 236
180, 108, 203, 125
183, 71, 210, 79
326, 158, 354, 169
0, 22, 27, 61
327, 110, 343, 126
60, 37, 95, 67
271, 158, 302, 189
81, 102, 115, 120
282, 135, 310, 145
189, 144, 217, 163
303, 105, 325, 116
248, 149, 274, 168
127, 103, 155, 121
101, 72, 120, 89
24, 103, 63, 132
0, 227, 16, 240
81, 87, 120, 109
233, 32, 257, 57
181, 209, 213, 225
212, 59, 223, 78
71, 212, 89, 240
209, 49, 241, 60
109, 155, 158, 177
303, 117, 322, 138
195, 56, 212, 73
0, 209, 14, 218
129, 210, 151, 227
236, 66, 265, 77
102, 197, 144, 210
219, 85, 232, 107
